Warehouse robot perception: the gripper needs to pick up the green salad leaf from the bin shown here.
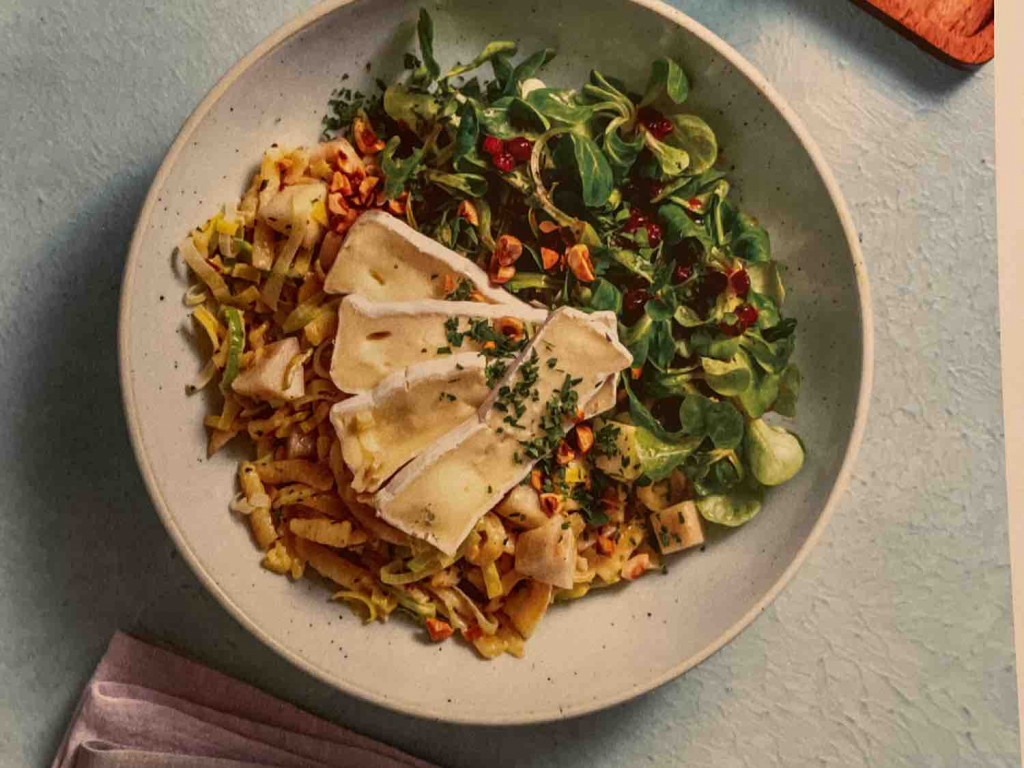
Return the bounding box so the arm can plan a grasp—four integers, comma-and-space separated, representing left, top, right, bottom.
745, 419, 805, 486
444, 41, 518, 80
381, 136, 424, 200
697, 483, 763, 527
319, 8, 804, 534
640, 57, 689, 108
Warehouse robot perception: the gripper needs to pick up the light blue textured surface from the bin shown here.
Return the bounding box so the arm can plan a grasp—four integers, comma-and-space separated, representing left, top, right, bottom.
0, 1, 1012, 766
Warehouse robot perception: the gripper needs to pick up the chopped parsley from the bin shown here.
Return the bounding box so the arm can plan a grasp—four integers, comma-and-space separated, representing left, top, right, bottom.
445, 278, 474, 301
517, 372, 581, 463
444, 317, 464, 347
438, 391, 457, 402
485, 359, 508, 388
442, 317, 527, 371
495, 350, 540, 431
594, 423, 621, 457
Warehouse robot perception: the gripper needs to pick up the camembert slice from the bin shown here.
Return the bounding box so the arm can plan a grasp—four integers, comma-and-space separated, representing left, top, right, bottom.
373, 307, 630, 555
330, 354, 490, 494
323, 210, 532, 308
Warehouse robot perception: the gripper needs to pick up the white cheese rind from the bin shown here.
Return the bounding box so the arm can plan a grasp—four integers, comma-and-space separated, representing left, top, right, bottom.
230, 337, 305, 402
329, 295, 548, 394
373, 307, 631, 555
330, 354, 489, 494
515, 515, 576, 590
323, 210, 532, 309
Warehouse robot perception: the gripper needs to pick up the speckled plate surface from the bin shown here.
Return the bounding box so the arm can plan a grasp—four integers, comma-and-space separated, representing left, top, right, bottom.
119, 0, 872, 724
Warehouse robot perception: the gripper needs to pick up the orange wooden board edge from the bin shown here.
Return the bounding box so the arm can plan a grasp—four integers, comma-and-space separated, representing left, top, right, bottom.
854, 0, 993, 65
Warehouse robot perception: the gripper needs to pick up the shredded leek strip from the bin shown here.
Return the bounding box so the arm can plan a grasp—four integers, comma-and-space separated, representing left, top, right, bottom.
386, 587, 438, 618
251, 221, 275, 270
215, 210, 240, 236
208, 254, 229, 273
215, 394, 242, 431
482, 562, 504, 599
303, 306, 338, 346
310, 199, 328, 227
232, 238, 253, 260
191, 220, 215, 257
283, 349, 312, 392
299, 401, 331, 433
218, 232, 236, 260
180, 237, 232, 304
187, 360, 218, 394
332, 590, 378, 622
183, 237, 234, 307
380, 558, 450, 586
290, 247, 313, 279
311, 338, 334, 380
220, 307, 245, 390
231, 285, 261, 307
261, 198, 308, 310
500, 569, 526, 595
293, 378, 340, 407
192, 305, 223, 350
407, 548, 455, 572
283, 149, 310, 184
238, 176, 259, 227
555, 584, 591, 601
258, 148, 283, 210
230, 262, 261, 283
430, 586, 499, 636
249, 321, 269, 350
282, 291, 325, 333
184, 284, 208, 307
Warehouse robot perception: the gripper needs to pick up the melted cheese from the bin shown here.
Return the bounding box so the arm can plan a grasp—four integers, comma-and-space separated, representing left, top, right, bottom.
330, 354, 490, 493
373, 307, 630, 555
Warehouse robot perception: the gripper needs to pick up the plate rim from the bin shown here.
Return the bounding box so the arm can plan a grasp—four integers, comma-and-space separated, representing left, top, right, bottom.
118, 0, 875, 725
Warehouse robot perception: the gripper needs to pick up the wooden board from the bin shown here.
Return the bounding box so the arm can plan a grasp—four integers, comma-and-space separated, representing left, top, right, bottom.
853, 0, 993, 65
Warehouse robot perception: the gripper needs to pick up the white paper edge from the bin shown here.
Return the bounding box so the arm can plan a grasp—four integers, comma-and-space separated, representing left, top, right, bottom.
994, 1, 1024, 757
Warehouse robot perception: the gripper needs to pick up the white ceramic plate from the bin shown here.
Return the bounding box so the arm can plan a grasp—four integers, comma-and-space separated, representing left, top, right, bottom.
119, 0, 872, 724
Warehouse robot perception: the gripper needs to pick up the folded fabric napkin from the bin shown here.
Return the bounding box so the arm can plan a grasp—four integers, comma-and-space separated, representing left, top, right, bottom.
52, 632, 436, 768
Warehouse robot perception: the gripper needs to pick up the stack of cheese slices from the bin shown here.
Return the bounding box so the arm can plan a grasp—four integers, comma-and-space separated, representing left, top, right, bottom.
322, 210, 631, 557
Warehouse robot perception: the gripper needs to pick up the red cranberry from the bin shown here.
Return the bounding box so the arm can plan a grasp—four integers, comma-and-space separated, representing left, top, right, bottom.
701, 270, 728, 297
491, 152, 515, 172
676, 237, 705, 265
719, 304, 758, 337
729, 268, 750, 297
507, 137, 533, 163
622, 288, 653, 324
673, 264, 693, 284
639, 108, 673, 140
736, 303, 759, 329
645, 222, 663, 248
623, 209, 647, 233
482, 135, 504, 156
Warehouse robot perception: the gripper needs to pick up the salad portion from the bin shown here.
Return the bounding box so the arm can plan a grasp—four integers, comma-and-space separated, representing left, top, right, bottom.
178, 10, 804, 659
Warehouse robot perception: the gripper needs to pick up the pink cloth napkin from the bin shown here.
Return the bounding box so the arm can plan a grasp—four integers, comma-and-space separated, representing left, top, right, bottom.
52, 632, 437, 768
